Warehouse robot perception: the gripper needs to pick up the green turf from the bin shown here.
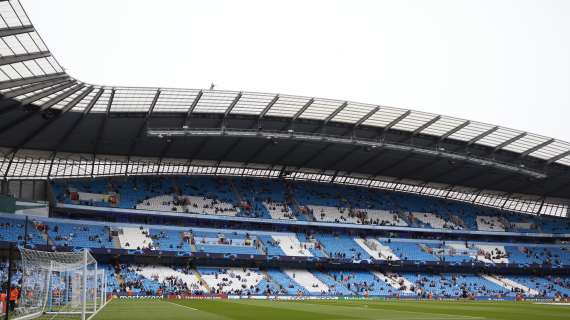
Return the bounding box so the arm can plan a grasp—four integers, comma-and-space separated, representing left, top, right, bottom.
90, 298, 570, 320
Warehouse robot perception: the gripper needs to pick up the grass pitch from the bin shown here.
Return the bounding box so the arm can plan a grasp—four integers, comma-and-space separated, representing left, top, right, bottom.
90, 298, 570, 320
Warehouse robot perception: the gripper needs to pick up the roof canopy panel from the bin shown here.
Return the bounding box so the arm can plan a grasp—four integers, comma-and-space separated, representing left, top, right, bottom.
0, 0, 569, 202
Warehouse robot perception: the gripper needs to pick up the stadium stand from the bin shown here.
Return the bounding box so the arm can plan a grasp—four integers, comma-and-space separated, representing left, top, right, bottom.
2, 0, 570, 309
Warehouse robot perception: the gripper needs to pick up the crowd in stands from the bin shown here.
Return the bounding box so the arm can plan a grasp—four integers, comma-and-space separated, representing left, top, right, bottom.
95, 265, 570, 299
52, 177, 570, 235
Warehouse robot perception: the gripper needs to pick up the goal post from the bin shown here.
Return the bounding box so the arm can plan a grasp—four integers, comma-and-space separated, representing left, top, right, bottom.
14, 247, 106, 320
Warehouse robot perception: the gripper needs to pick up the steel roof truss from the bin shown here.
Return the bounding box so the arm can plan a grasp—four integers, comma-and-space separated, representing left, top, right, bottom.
439, 120, 470, 141
258, 94, 279, 120
519, 138, 555, 158
3, 76, 69, 99
60, 86, 94, 113
39, 83, 85, 111
291, 98, 314, 121
184, 89, 203, 124
0, 25, 34, 37
412, 115, 441, 135
354, 106, 379, 128
383, 110, 411, 131
0, 72, 67, 90
467, 126, 499, 145
223, 91, 242, 118
0, 51, 51, 66
547, 150, 570, 164
323, 101, 348, 124
493, 132, 527, 152
20, 80, 76, 105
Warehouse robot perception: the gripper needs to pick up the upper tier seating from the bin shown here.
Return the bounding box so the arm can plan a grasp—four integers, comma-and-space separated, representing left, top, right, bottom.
119, 227, 153, 250
137, 195, 240, 217
412, 212, 461, 230
233, 178, 297, 220
52, 176, 570, 234
476, 216, 507, 232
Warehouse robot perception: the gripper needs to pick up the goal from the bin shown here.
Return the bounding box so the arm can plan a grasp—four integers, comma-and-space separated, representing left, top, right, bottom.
13, 247, 107, 320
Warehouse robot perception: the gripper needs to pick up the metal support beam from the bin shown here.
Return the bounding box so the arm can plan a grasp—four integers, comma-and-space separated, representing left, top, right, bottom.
243, 125, 291, 165
0, 72, 67, 90
158, 91, 204, 160
223, 91, 242, 118
297, 143, 333, 168
467, 126, 498, 146
291, 98, 314, 121
47, 89, 104, 178
412, 115, 441, 135
519, 138, 555, 158
258, 95, 279, 119
0, 110, 35, 135
38, 83, 85, 111
346, 148, 383, 174
354, 106, 379, 128
60, 86, 95, 113
323, 102, 347, 124
0, 99, 20, 116
2, 77, 69, 99
493, 132, 526, 152
0, 51, 51, 65
20, 80, 76, 105
92, 89, 115, 173
383, 110, 410, 131
322, 145, 360, 171
0, 25, 34, 37
547, 149, 570, 164
126, 90, 161, 157
439, 120, 470, 141
184, 90, 202, 125
6, 86, 90, 154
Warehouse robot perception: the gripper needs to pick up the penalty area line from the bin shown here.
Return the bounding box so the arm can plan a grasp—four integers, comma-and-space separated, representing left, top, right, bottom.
165, 300, 200, 311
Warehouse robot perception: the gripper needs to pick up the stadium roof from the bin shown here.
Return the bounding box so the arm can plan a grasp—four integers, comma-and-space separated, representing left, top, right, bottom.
0, 0, 568, 217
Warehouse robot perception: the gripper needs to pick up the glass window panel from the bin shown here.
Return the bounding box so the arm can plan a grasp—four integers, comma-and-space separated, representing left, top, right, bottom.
529, 140, 570, 160
265, 95, 310, 118
362, 106, 408, 128
154, 89, 200, 112
502, 133, 550, 154
447, 121, 495, 142
477, 127, 522, 148
230, 92, 275, 115
420, 116, 465, 137
2, 35, 26, 54
89, 89, 112, 113
193, 90, 239, 113
332, 102, 377, 124
298, 98, 344, 120
391, 111, 435, 132
72, 88, 100, 112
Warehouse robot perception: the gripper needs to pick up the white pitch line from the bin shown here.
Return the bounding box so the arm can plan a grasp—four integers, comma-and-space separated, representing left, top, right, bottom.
87, 298, 112, 320
165, 300, 199, 311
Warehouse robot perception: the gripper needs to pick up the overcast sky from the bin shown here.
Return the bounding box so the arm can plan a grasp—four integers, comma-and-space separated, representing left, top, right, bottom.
22, 0, 570, 141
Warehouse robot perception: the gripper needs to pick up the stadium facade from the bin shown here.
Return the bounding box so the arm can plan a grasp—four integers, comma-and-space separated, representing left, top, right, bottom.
1, 0, 570, 312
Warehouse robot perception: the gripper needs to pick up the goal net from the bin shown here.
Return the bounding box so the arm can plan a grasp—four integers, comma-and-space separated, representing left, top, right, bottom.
13, 248, 106, 320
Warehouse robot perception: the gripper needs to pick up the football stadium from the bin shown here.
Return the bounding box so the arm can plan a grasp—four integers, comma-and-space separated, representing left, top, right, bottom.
1, 1, 570, 319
